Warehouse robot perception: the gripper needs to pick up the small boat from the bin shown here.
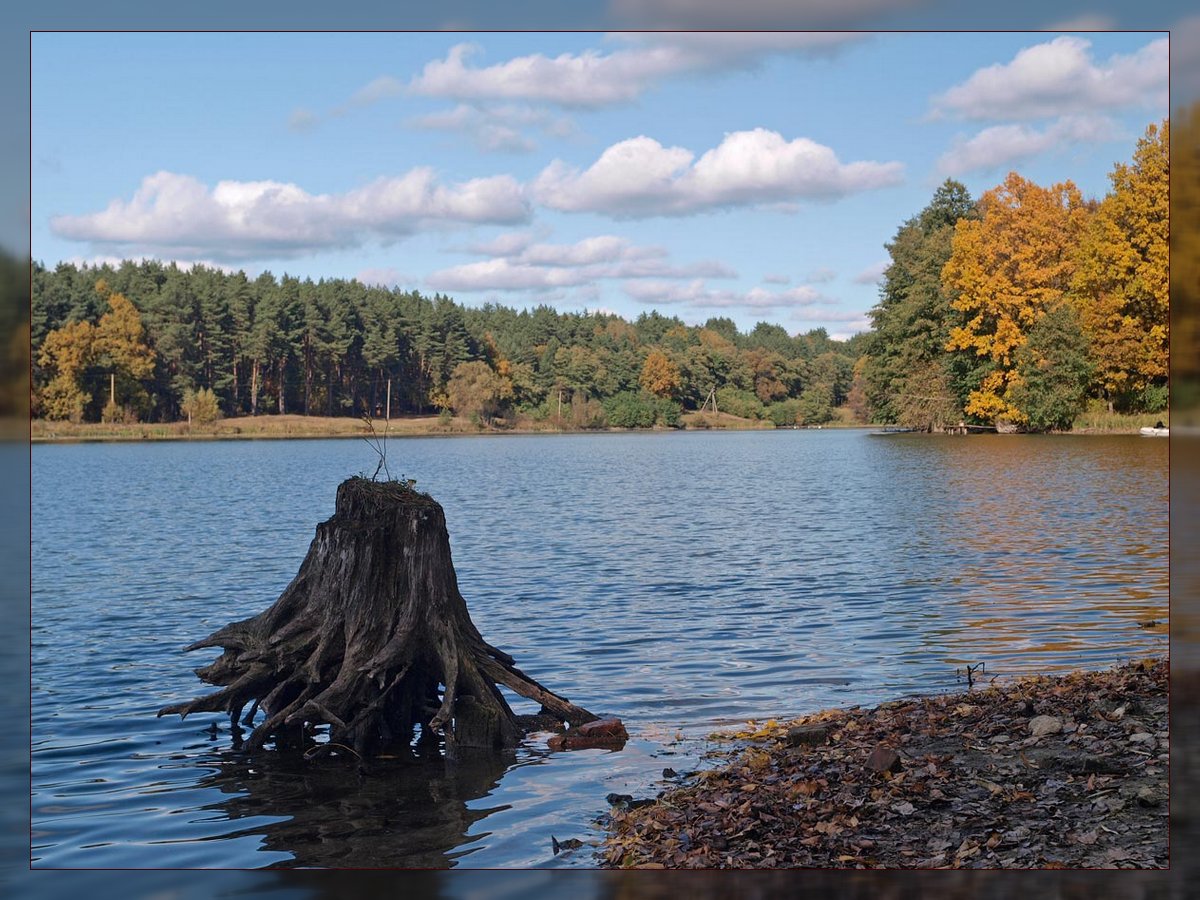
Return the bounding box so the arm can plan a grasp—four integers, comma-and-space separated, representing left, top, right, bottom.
1139, 426, 1169, 437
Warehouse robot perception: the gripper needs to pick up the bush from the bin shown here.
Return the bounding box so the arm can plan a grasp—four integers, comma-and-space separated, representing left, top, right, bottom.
570, 395, 607, 429
1138, 383, 1168, 414
715, 386, 764, 420
603, 391, 683, 428
797, 386, 834, 425
766, 398, 802, 427
181, 386, 221, 425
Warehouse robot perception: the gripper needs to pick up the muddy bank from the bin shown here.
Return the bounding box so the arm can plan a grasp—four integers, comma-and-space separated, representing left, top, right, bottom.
604, 658, 1167, 869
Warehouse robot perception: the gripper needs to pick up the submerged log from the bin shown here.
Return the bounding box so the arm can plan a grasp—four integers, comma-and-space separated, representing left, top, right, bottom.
159, 476, 598, 758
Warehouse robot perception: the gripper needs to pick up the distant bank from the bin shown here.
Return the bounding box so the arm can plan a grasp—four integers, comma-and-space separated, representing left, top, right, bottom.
30, 410, 1160, 443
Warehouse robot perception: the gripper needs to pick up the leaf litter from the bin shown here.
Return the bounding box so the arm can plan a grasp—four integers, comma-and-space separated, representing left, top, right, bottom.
603, 658, 1167, 869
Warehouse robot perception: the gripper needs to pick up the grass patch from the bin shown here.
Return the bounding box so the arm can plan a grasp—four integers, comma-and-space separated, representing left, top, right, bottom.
1071, 400, 1168, 433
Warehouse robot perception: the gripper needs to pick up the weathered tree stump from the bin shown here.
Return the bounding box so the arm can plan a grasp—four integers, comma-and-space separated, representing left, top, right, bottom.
159, 477, 598, 758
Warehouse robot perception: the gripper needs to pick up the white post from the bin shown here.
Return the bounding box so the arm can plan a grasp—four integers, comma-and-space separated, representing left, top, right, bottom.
386, 377, 391, 422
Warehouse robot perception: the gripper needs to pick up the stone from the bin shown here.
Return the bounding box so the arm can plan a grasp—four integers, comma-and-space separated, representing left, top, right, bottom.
786, 724, 830, 747
547, 716, 628, 751
1029, 715, 1063, 737
1135, 786, 1159, 807
865, 745, 903, 773
1129, 732, 1155, 744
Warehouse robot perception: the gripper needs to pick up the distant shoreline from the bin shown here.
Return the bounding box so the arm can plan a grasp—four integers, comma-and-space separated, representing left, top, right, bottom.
29, 412, 1159, 444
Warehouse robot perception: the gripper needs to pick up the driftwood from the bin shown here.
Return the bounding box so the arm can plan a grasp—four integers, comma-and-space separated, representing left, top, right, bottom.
159, 477, 597, 758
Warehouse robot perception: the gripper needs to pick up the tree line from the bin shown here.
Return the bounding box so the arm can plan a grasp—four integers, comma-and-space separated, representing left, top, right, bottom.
861, 120, 1168, 431
30, 119, 1167, 433
31, 259, 861, 428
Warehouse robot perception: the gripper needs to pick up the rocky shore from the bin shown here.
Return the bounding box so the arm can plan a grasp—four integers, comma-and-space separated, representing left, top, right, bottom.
604, 658, 1167, 869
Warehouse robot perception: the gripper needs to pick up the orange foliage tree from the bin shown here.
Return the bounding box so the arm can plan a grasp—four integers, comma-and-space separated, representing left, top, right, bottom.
639, 349, 682, 399
943, 173, 1092, 423
1071, 120, 1169, 409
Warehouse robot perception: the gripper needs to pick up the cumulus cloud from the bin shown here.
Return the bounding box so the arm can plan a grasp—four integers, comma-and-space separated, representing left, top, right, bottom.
345, 76, 406, 108
408, 103, 576, 153
932, 35, 1167, 121
937, 114, 1123, 176
807, 267, 837, 283
609, 0, 922, 28
531, 129, 903, 217
852, 260, 889, 284
426, 234, 735, 292
763, 273, 791, 285
623, 278, 822, 311
51, 169, 530, 261
408, 34, 861, 110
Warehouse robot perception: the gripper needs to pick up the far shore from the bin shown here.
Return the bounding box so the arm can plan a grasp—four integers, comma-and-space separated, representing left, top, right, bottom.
29, 409, 1163, 444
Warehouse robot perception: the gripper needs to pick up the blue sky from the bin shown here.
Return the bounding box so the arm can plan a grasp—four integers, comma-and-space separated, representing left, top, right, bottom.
31, 31, 1166, 338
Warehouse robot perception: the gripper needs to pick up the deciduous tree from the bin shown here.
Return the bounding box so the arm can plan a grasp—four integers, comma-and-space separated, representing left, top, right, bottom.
943, 173, 1091, 424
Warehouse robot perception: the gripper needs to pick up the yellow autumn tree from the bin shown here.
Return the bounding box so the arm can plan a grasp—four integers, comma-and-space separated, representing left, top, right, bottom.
37, 319, 97, 421
36, 284, 156, 421
1071, 120, 1169, 410
943, 172, 1091, 423
639, 349, 682, 398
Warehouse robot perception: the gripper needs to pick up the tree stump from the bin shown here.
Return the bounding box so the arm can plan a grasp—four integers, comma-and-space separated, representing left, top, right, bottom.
159, 477, 597, 758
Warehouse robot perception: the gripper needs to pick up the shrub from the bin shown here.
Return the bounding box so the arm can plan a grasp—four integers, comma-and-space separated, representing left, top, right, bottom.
715, 386, 764, 420
797, 386, 834, 425
181, 387, 221, 425
766, 398, 802, 427
603, 391, 684, 428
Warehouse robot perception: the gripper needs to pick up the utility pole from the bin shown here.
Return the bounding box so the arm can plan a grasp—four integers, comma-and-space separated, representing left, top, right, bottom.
386, 376, 391, 422
110, 372, 116, 407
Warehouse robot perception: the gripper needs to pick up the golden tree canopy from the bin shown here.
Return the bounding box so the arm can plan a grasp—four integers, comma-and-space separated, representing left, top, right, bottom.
943, 172, 1091, 422
1071, 119, 1169, 399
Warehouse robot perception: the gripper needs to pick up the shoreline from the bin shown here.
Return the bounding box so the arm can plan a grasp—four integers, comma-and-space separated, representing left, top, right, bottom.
29, 414, 1160, 444
603, 658, 1167, 869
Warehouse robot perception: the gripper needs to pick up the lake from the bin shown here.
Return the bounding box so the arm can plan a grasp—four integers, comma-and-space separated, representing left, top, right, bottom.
31, 429, 1168, 868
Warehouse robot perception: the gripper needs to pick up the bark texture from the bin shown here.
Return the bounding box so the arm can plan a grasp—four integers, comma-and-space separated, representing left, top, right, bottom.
159, 477, 596, 757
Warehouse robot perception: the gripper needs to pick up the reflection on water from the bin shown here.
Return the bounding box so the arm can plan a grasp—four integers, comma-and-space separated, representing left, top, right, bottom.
193, 746, 517, 868
32, 431, 1167, 867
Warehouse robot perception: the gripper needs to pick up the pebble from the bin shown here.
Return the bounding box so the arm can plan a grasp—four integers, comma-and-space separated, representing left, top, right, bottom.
1029, 715, 1063, 737
865, 745, 902, 773
787, 724, 830, 747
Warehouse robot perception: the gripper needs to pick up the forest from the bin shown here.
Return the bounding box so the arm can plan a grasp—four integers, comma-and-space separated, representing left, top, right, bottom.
28, 120, 1168, 433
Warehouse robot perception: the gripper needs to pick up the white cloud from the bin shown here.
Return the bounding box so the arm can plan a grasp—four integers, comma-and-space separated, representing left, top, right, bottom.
853, 260, 889, 284
609, 0, 922, 28
346, 76, 406, 108
51, 169, 531, 261
623, 278, 822, 311
532, 129, 903, 217
937, 114, 1123, 176
407, 103, 576, 153
407, 34, 861, 110
426, 234, 735, 292
462, 230, 542, 257
763, 273, 791, 285
932, 35, 1167, 121
807, 267, 837, 283
62, 254, 237, 274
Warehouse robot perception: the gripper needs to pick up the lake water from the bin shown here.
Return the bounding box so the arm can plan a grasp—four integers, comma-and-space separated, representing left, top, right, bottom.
31, 430, 1168, 868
